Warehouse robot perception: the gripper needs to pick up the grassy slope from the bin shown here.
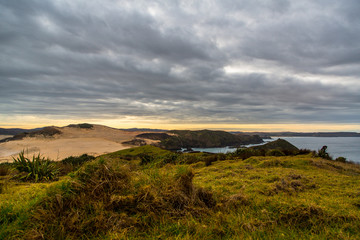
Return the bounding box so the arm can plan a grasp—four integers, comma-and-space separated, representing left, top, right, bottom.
1, 146, 360, 239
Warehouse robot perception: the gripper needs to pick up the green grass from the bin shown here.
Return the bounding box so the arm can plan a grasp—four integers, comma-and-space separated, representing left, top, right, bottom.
1, 147, 360, 239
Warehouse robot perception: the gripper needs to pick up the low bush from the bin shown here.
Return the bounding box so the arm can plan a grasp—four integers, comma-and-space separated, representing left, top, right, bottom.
335, 156, 347, 163
266, 149, 285, 156
0, 164, 11, 176
234, 148, 263, 160
297, 149, 313, 155
57, 154, 96, 175
12, 151, 58, 182
67, 123, 93, 129
61, 154, 95, 167
204, 155, 218, 166
139, 153, 155, 165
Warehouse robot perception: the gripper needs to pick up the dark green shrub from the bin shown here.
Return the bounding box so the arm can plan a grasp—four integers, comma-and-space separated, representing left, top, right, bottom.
178, 154, 200, 164
0, 163, 11, 176
266, 149, 285, 156
216, 153, 227, 161
161, 153, 179, 164
12, 151, 58, 182
61, 154, 95, 166
78, 123, 93, 129
139, 153, 155, 165
68, 123, 93, 129
297, 149, 313, 155
234, 148, 262, 160
204, 155, 218, 166
58, 154, 96, 175
335, 157, 347, 163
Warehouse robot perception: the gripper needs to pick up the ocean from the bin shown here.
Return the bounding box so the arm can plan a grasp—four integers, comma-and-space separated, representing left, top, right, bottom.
278, 137, 360, 163
186, 137, 360, 163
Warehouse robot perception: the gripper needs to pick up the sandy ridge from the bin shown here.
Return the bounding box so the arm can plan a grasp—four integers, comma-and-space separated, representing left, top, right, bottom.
0, 124, 144, 163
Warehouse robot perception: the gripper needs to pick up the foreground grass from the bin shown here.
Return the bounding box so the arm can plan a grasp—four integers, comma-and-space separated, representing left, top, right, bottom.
1, 146, 360, 239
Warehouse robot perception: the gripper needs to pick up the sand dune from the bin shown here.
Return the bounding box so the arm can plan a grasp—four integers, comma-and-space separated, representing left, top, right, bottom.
0, 125, 142, 163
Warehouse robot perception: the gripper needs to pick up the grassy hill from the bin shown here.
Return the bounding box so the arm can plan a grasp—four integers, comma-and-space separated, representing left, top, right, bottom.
251, 139, 299, 151
144, 130, 264, 150
1, 145, 360, 239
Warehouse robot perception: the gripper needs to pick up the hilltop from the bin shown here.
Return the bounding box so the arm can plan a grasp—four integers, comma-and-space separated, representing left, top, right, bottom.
135, 130, 263, 150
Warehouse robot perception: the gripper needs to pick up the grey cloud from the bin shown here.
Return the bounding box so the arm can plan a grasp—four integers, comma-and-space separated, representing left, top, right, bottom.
0, 0, 359, 126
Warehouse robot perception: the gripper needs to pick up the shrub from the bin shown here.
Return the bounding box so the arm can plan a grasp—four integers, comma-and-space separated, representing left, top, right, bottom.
161, 153, 179, 164
61, 154, 95, 167
204, 155, 218, 166
58, 154, 96, 175
68, 123, 93, 129
297, 149, 313, 155
335, 157, 347, 163
266, 149, 285, 156
12, 151, 58, 182
178, 154, 200, 164
0, 164, 10, 176
139, 153, 155, 165
234, 148, 262, 160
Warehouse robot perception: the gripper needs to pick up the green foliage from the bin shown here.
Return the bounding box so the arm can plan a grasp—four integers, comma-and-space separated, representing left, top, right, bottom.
234, 148, 264, 160
12, 151, 58, 182
139, 153, 155, 165
266, 149, 285, 156
297, 148, 314, 155
61, 154, 95, 166
0, 163, 11, 176
252, 138, 299, 152
160, 130, 263, 150
335, 156, 347, 163
57, 154, 96, 175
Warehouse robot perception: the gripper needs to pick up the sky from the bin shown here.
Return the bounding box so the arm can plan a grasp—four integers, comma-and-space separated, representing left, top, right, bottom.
1, 0, 360, 132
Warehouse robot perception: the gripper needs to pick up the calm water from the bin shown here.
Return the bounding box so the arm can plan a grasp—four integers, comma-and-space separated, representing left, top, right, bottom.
277, 137, 360, 163
185, 137, 360, 163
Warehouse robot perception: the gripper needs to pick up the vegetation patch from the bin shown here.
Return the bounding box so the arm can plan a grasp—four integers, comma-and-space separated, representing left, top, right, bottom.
251, 139, 299, 153
12, 151, 59, 182
57, 154, 95, 175
67, 123, 94, 129
121, 138, 147, 146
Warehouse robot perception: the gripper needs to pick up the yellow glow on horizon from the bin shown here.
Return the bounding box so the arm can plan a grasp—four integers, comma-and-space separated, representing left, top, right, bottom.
0, 115, 359, 132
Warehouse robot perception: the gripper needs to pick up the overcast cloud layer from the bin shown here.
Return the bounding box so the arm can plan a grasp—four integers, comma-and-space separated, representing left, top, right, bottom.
1, 0, 360, 127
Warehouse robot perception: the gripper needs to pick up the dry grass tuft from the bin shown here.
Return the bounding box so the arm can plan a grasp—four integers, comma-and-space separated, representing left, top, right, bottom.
23, 161, 217, 239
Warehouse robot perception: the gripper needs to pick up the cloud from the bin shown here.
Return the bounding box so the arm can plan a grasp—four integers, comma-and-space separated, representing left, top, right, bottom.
0, 0, 359, 127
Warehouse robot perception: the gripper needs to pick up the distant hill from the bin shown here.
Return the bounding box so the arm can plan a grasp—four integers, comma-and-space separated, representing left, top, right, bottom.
0, 127, 61, 143
137, 130, 264, 150
235, 132, 360, 138
0, 127, 42, 136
